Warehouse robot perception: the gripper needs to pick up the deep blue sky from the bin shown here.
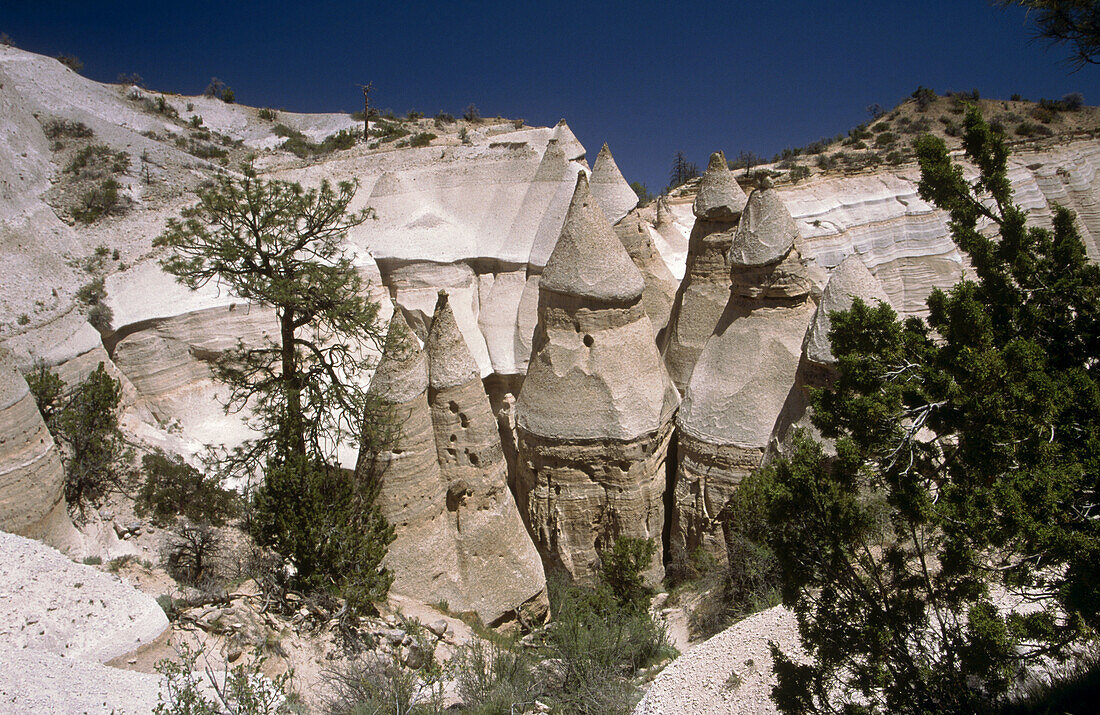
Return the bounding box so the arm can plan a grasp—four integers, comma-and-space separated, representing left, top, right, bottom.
4, 1, 1098, 190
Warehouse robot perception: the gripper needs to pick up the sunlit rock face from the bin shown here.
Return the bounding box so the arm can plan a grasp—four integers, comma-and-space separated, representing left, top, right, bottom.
671, 185, 816, 563
424, 292, 548, 626
0, 349, 77, 550
613, 210, 679, 339
767, 254, 892, 461
661, 152, 749, 395
515, 174, 679, 585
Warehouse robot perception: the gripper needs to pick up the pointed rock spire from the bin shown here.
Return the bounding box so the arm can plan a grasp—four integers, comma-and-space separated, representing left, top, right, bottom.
426, 291, 480, 391
693, 151, 748, 221
534, 138, 568, 181
368, 312, 427, 404
729, 186, 800, 267
590, 143, 639, 224
552, 119, 586, 162
540, 173, 645, 302
656, 196, 674, 226
803, 255, 890, 366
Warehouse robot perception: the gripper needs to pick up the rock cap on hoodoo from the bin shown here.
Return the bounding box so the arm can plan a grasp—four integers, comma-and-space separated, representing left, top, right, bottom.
728, 186, 801, 267
590, 143, 639, 223
426, 291, 481, 390
540, 173, 645, 302
693, 151, 748, 221
803, 255, 891, 366
534, 139, 569, 181
368, 312, 427, 404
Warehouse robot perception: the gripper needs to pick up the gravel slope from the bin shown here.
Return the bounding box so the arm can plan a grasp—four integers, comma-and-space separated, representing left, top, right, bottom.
636, 606, 802, 715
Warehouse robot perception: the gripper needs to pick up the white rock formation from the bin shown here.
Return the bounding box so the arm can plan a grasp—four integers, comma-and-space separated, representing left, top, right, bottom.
425, 293, 548, 625
0, 350, 77, 549
591, 143, 639, 224
672, 185, 817, 561
515, 174, 679, 583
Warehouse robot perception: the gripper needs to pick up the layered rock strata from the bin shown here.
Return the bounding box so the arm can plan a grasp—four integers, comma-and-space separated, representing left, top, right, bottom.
515, 174, 679, 584
672, 184, 816, 562
661, 152, 749, 393
425, 292, 548, 626
768, 254, 891, 458
0, 349, 76, 549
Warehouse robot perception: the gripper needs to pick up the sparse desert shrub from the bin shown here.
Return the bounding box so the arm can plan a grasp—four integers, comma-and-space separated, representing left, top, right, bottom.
599, 536, 657, 613
912, 85, 937, 110
73, 178, 122, 224
150, 95, 179, 118
458, 127, 471, 145
454, 639, 539, 712
186, 141, 229, 161
0, 33, 14, 47
941, 116, 961, 136
874, 131, 897, 147
55, 54, 83, 73
407, 132, 436, 148
815, 153, 839, 170
886, 150, 905, 165
405, 109, 423, 120
370, 119, 410, 144
166, 520, 223, 585
154, 642, 290, 715
86, 302, 114, 332
463, 103, 481, 122
116, 72, 144, 87
788, 164, 810, 183
42, 118, 93, 140
136, 450, 238, 528
1031, 105, 1057, 123
189, 115, 203, 128
257, 107, 277, 121
324, 623, 445, 713
203, 77, 235, 103
1017, 121, 1055, 137
65, 144, 129, 178
17, 314, 30, 326
28, 362, 133, 516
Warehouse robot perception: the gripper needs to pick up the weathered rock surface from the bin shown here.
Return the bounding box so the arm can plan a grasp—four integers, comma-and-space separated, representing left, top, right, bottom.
672, 187, 816, 561
661, 153, 747, 393
614, 211, 679, 338
692, 151, 748, 221
359, 312, 464, 611
590, 143, 639, 224
0, 529, 168, 662
768, 255, 891, 458
425, 293, 548, 626
516, 174, 679, 584
0, 350, 76, 549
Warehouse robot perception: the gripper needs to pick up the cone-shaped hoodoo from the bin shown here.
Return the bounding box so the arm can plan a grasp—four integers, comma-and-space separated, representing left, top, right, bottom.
661, 152, 748, 393
693, 151, 748, 221
425, 292, 549, 626
590, 143, 640, 224
671, 185, 816, 562
359, 313, 464, 606
516, 175, 679, 585
767, 255, 891, 458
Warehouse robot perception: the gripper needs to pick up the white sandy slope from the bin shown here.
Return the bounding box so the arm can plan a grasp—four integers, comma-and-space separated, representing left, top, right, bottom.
0, 530, 168, 712
636, 606, 801, 715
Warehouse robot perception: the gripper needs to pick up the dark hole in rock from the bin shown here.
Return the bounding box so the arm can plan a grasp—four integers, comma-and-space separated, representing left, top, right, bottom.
446, 447, 457, 458
446, 482, 469, 512
468, 452, 480, 467
459, 413, 469, 428
583, 334, 593, 347
449, 434, 457, 443
448, 400, 459, 413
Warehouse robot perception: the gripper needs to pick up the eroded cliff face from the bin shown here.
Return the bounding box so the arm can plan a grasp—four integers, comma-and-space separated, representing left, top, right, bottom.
3, 43, 1100, 619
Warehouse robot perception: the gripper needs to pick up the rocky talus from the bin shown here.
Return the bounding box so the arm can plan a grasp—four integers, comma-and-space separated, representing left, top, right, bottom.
768, 254, 892, 458
661, 152, 749, 393
0, 349, 76, 549
515, 174, 679, 584
425, 292, 548, 626
672, 184, 817, 562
